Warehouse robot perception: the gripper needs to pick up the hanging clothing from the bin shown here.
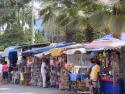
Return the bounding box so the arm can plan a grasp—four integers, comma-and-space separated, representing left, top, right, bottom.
41, 62, 46, 74
20, 72, 24, 81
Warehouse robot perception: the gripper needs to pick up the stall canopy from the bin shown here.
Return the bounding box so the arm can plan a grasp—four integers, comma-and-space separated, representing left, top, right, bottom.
22, 42, 76, 57
53, 42, 76, 48
50, 48, 65, 56
50, 42, 77, 56
64, 43, 83, 49
84, 38, 125, 50
3, 46, 18, 57
22, 46, 53, 56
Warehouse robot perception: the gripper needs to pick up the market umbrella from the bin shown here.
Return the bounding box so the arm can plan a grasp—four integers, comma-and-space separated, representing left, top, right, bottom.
84, 37, 125, 94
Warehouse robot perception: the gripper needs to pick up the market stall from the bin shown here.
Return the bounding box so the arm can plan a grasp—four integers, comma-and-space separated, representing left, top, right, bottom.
20, 42, 75, 87
84, 37, 125, 94
65, 48, 91, 93
20, 46, 53, 86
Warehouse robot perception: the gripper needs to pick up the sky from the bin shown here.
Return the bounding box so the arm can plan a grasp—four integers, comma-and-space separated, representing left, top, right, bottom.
33, 0, 43, 32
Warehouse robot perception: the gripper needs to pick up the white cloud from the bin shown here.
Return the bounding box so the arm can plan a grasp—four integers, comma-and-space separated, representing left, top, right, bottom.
99, 0, 119, 5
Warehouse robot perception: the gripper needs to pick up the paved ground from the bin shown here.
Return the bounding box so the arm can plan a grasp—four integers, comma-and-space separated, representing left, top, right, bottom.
0, 84, 70, 94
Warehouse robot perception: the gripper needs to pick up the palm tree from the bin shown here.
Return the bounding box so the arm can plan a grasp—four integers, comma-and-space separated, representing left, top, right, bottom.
40, 0, 106, 42
90, 0, 125, 39
40, 0, 125, 42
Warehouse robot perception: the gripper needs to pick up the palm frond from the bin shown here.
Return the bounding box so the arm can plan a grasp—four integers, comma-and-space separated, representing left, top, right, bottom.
108, 15, 125, 33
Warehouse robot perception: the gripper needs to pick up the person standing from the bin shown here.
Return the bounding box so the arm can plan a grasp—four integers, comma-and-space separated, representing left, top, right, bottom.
90, 60, 101, 94
8, 64, 14, 82
41, 59, 47, 88
88, 58, 96, 74
2, 61, 9, 84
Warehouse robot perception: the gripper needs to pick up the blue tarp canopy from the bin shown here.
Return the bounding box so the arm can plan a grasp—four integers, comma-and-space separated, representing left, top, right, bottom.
22, 46, 53, 56
3, 46, 18, 57
54, 42, 76, 48
22, 42, 76, 56
2, 46, 19, 65
8, 50, 18, 66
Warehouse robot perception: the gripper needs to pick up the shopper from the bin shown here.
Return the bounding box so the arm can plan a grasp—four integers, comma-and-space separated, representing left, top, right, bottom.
8, 64, 14, 82
12, 68, 19, 84
41, 59, 47, 88
2, 61, 9, 84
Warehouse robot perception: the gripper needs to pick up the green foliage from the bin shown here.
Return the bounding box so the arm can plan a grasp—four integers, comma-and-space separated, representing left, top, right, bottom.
40, 0, 107, 42
40, 0, 125, 41
0, 0, 48, 51
0, 26, 48, 51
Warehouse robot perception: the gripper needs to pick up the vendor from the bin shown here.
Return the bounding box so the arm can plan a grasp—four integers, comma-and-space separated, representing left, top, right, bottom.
90, 59, 101, 94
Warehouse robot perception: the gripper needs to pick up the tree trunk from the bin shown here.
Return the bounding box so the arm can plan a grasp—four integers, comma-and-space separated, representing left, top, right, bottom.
84, 25, 94, 42
65, 31, 73, 42
112, 4, 122, 39
65, 26, 73, 42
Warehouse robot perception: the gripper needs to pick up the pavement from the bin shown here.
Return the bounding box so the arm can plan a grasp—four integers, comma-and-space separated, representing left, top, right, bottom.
0, 84, 71, 94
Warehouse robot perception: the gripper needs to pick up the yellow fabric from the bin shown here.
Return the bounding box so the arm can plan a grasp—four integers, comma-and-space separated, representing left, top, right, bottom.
90, 65, 100, 81
20, 73, 24, 81
51, 48, 64, 56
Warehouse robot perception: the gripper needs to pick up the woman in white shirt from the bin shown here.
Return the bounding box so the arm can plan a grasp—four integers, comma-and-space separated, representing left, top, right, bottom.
41, 59, 47, 88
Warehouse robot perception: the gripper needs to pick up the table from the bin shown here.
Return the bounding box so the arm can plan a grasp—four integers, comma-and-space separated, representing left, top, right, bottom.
69, 73, 88, 81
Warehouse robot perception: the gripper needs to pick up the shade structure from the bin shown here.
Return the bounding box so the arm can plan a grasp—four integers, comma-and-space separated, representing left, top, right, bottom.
64, 43, 83, 49
50, 48, 65, 56
22, 42, 76, 57
65, 48, 86, 55
34, 51, 50, 58
3, 46, 18, 57
53, 42, 76, 48
84, 38, 125, 50
22, 46, 53, 56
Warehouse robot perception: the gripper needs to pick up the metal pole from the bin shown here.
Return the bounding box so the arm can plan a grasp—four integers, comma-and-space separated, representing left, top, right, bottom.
31, 0, 35, 44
